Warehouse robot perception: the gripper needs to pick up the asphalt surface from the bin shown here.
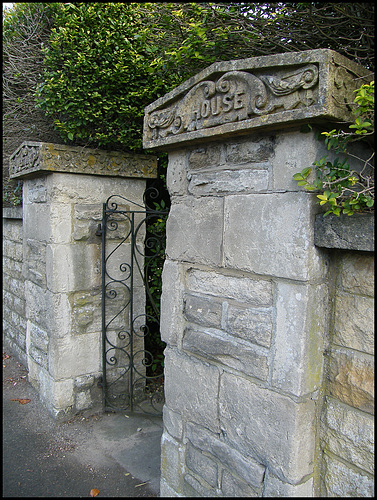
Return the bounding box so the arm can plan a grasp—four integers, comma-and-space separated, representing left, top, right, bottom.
2, 350, 163, 497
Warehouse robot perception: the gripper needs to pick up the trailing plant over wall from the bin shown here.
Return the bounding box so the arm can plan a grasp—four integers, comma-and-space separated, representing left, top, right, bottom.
293, 81, 374, 216
34, 2, 374, 153
2, 2, 63, 207
3, 2, 374, 206
34, 2, 249, 152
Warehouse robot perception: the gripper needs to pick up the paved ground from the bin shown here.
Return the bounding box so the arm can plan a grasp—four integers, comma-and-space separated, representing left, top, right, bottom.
2, 350, 163, 497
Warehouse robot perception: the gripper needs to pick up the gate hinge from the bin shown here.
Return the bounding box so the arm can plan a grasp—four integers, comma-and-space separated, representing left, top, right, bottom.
95, 224, 102, 237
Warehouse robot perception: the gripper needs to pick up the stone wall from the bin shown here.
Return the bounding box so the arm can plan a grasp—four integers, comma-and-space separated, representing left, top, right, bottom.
3, 206, 27, 366
143, 49, 374, 496
3, 142, 157, 420
159, 130, 329, 497
315, 221, 374, 496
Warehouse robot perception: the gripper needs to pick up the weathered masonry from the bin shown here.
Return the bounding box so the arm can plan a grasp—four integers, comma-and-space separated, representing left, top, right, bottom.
143, 49, 374, 496
4, 142, 157, 420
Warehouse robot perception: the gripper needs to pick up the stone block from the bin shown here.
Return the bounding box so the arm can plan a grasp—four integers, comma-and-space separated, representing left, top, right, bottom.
27, 355, 42, 390
23, 201, 74, 248
166, 150, 189, 196
47, 172, 146, 206
23, 238, 47, 287
224, 192, 327, 280
48, 203, 73, 244
219, 371, 316, 483
164, 347, 220, 433
185, 421, 265, 488
70, 289, 102, 335
28, 345, 48, 371
272, 282, 327, 396
187, 144, 222, 170
3, 239, 23, 260
3, 256, 23, 281
27, 344, 48, 370
160, 431, 185, 494
334, 292, 374, 354
221, 469, 258, 497
3, 256, 18, 276
73, 203, 120, 242
159, 478, 180, 497
22, 203, 51, 242
322, 397, 374, 474
160, 260, 185, 347
2, 206, 23, 221
328, 347, 374, 414
163, 405, 183, 441
166, 197, 223, 266
271, 129, 327, 191
322, 452, 374, 497
9, 310, 23, 329
183, 474, 217, 497
28, 321, 49, 353
8, 277, 25, 298
12, 295, 25, 316
46, 243, 101, 293
25, 281, 71, 338
2, 222, 14, 243
339, 252, 374, 296
186, 444, 218, 488
188, 168, 269, 196
38, 369, 75, 409
315, 213, 374, 252
184, 294, 222, 329
74, 374, 95, 389
75, 390, 93, 411
3, 290, 13, 309
186, 268, 273, 306
225, 134, 275, 165
263, 470, 314, 497
225, 303, 273, 348
183, 327, 269, 380
48, 333, 101, 379
24, 176, 48, 204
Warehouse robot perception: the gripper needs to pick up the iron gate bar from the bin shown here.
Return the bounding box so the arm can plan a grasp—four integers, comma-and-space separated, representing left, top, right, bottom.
101, 191, 168, 415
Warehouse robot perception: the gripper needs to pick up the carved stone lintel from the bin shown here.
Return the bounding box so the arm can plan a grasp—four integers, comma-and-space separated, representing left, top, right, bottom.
9, 142, 158, 180
147, 66, 318, 142
143, 49, 372, 150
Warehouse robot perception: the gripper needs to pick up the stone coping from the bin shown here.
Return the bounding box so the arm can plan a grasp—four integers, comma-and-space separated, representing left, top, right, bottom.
3, 206, 23, 219
9, 142, 158, 180
314, 213, 374, 252
143, 49, 372, 150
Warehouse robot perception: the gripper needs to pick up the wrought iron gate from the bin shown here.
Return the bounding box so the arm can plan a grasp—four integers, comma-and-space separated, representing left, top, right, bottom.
101, 190, 168, 415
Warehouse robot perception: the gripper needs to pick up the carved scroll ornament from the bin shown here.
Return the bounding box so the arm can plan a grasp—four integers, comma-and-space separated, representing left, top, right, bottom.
147, 65, 319, 141
9, 143, 41, 178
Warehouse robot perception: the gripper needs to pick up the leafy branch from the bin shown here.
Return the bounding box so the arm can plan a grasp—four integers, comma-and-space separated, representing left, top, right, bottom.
293, 81, 374, 216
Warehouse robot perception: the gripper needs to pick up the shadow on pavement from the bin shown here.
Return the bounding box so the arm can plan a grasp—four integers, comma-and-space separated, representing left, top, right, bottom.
2, 350, 162, 497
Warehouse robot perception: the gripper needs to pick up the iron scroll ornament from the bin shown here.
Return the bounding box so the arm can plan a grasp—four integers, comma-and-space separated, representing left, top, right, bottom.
101, 189, 169, 414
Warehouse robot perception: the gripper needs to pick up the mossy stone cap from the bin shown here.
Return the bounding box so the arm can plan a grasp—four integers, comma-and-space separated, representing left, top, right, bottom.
9, 141, 158, 179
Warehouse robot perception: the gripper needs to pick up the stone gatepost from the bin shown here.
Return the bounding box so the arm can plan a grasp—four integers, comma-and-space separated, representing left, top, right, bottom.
143, 49, 372, 496
9, 142, 157, 420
